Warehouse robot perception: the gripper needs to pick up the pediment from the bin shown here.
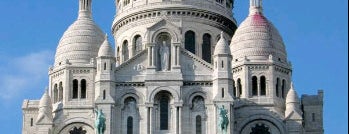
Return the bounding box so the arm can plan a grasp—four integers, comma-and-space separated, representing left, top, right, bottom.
146, 19, 181, 42
180, 49, 214, 81
147, 19, 180, 32
115, 50, 148, 82
285, 110, 303, 120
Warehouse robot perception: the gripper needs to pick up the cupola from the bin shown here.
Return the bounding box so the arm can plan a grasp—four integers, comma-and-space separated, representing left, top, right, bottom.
54, 0, 105, 66
230, 0, 287, 63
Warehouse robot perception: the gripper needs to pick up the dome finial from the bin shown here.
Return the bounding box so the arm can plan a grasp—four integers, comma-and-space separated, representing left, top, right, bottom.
290, 82, 295, 90
220, 31, 224, 39
249, 0, 263, 15
78, 0, 92, 18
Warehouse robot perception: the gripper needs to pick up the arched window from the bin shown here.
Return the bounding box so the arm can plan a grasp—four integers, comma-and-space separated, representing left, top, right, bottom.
237, 79, 242, 96
117, 46, 120, 63
72, 79, 78, 99
59, 82, 63, 101
81, 79, 86, 99
233, 80, 236, 97
54, 84, 58, 103
260, 76, 266, 96
123, 40, 129, 61
282, 79, 286, 98
202, 33, 212, 63
185, 31, 196, 54
133, 35, 142, 55
252, 76, 258, 96
160, 96, 169, 130
127, 116, 133, 134
196, 115, 202, 134
276, 78, 280, 97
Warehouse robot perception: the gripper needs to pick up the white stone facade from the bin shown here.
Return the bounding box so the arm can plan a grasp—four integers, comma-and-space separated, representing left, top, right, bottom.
22, 0, 324, 134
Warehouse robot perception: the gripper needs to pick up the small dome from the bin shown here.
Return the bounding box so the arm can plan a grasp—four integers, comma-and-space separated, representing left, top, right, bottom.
54, 0, 105, 66
214, 32, 231, 55
39, 90, 52, 108
230, 2, 287, 62
286, 83, 300, 104
98, 35, 115, 57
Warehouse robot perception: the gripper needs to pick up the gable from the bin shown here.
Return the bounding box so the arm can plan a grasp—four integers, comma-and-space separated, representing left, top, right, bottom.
115, 50, 148, 82
180, 48, 213, 81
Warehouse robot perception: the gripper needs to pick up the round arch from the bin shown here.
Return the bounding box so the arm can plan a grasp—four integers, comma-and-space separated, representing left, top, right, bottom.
237, 114, 286, 134
151, 28, 179, 43
148, 86, 180, 103
187, 91, 208, 107
55, 117, 94, 134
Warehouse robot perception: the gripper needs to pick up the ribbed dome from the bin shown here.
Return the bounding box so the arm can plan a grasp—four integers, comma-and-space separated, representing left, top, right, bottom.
54, 0, 105, 66
286, 83, 300, 104
214, 32, 231, 55
230, 2, 287, 62
98, 35, 115, 57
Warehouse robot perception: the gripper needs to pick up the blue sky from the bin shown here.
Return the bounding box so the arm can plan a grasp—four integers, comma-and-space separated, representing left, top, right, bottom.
0, 0, 347, 133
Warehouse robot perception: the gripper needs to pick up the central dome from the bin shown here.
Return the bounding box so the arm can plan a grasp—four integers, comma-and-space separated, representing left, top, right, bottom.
54, 0, 105, 66
230, 5, 287, 62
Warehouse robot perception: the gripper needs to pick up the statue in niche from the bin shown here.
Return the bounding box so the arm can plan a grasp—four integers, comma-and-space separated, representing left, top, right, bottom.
159, 41, 169, 71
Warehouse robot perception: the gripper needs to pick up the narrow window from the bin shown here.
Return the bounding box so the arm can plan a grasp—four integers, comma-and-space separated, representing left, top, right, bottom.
237, 79, 242, 96
282, 79, 286, 98
30, 118, 33, 127
185, 31, 196, 54
196, 115, 202, 134
104, 62, 107, 70
81, 79, 86, 99
59, 82, 63, 101
202, 33, 212, 63
312, 113, 316, 122
233, 80, 236, 97
133, 35, 142, 55
123, 40, 129, 61
276, 78, 280, 97
127, 116, 133, 134
260, 76, 266, 95
160, 96, 169, 130
72, 79, 78, 99
252, 76, 258, 96
111, 63, 113, 70
222, 88, 225, 98
53, 84, 58, 103
117, 46, 120, 63
221, 60, 224, 68
103, 90, 106, 100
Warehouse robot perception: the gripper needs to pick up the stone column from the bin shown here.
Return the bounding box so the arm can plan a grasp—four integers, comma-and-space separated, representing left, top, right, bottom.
147, 43, 152, 67
146, 103, 154, 134
172, 43, 181, 71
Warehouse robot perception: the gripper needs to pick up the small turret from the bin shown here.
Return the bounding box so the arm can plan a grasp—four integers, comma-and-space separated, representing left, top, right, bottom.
98, 34, 115, 57
212, 31, 233, 100
285, 82, 302, 118
36, 90, 53, 124
95, 34, 116, 102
